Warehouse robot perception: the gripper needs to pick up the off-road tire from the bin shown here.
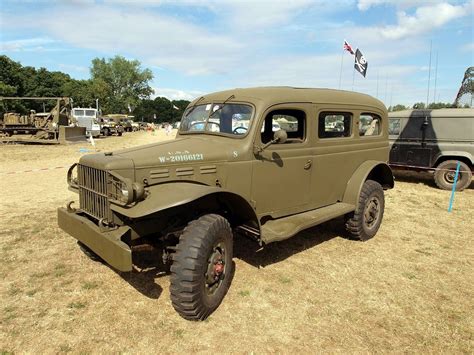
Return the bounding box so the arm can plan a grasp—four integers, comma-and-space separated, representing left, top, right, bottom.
103, 128, 110, 136
77, 241, 102, 262
434, 160, 472, 191
117, 131, 122, 136
345, 179, 385, 241
170, 214, 234, 321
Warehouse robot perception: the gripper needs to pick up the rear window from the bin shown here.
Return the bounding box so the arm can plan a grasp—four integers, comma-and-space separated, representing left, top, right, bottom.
360, 113, 381, 136
389, 119, 401, 135
318, 112, 352, 138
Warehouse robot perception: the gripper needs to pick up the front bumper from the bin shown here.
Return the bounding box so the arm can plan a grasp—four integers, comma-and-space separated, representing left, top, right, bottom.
57, 207, 132, 272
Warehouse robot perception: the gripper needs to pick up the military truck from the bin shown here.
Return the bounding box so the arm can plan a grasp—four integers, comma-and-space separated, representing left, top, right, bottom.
58, 87, 394, 320
0, 97, 86, 144
103, 114, 133, 133
98, 116, 124, 136
389, 109, 473, 191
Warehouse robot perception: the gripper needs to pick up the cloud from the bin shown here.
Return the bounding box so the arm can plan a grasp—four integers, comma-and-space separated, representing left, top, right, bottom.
357, 0, 444, 11
153, 87, 205, 101
379, 2, 469, 39
0, 37, 57, 52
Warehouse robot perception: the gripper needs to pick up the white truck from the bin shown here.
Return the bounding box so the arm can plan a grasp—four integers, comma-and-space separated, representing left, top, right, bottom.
72, 108, 101, 138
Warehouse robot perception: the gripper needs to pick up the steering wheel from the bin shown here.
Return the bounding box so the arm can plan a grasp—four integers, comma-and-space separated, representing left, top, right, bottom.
233, 126, 248, 134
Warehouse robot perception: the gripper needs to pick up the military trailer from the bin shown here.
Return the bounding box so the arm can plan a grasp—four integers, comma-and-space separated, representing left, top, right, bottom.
389, 109, 473, 191
58, 87, 394, 320
0, 97, 86, 144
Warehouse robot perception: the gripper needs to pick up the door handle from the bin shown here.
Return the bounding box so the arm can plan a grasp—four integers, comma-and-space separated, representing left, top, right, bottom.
304, 160, 312, 170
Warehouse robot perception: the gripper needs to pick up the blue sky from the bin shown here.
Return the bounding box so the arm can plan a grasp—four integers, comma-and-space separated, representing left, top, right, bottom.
0, 0, 472, 106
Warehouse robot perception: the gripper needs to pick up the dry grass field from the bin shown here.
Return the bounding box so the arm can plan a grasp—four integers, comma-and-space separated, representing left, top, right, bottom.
1, 131, 473, 353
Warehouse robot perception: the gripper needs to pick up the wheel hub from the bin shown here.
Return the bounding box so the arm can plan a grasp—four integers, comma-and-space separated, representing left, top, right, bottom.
444, 171, 456, 184
205, 244, 226, 294
364, 197, 379, 228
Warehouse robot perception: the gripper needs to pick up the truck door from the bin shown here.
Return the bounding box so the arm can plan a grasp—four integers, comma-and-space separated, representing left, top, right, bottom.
251, 104, 312, 217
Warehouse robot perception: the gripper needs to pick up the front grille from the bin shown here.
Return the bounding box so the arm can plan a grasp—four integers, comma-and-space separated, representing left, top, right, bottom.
78, 165, 113, 222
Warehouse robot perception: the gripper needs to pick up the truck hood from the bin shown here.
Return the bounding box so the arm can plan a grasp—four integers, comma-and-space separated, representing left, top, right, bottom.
112, 135, 247, 169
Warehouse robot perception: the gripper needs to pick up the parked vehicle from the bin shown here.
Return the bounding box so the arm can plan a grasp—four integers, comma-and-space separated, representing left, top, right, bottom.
58, 87, 394, 320
98, 117, 124, 136
389, 108, 473, 190
0, 96, 86, 144
72, 108, 101, 138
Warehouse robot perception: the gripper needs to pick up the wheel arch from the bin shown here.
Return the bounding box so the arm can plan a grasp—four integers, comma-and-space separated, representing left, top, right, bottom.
343, 161, 394, 207
433, 153, 473, 170
111, 182, 260, 231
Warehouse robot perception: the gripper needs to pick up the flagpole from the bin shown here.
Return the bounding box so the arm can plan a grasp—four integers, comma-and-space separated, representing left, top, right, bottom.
352, 67, 356, 91
338, 48, 344, 89
426, 39, 432, 108
433, 51, 438, 104
376, 70, 379, 98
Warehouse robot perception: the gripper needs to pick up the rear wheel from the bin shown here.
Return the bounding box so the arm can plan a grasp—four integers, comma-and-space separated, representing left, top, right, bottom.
103, 127, 110, 136
345, 180, 385, 241
170, 214, 234, 321
434, 160, 472, 191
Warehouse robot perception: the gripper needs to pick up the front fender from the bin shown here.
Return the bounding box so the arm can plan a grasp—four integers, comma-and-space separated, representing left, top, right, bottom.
110, 182, 258, 230
343, 161, 394, 206
111, 182, 222, 218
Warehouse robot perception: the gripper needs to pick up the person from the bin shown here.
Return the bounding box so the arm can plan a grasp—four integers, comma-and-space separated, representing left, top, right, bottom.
165, 123, 172, 135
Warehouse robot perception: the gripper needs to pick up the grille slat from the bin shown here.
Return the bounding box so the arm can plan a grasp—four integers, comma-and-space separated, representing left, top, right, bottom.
78, 165, 111, 222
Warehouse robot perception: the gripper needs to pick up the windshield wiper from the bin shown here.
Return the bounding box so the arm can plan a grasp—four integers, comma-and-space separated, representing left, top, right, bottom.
185, 96, 205, 117
209, 94, 235, 118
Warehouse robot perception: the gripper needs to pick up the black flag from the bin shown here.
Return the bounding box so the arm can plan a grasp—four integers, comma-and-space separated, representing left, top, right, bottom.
354, 49, 368, 77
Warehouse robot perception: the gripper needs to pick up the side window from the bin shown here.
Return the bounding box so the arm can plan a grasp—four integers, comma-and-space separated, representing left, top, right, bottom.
318, 112, 352, 138
388, 118, 401, 135
261, 109, 305, 144
360, 113, 381, 136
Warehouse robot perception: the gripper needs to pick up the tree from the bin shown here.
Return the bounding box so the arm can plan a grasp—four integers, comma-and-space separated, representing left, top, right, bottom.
90, 56, 154, 114
412, 102, 426, 109
390, 104, 407, 112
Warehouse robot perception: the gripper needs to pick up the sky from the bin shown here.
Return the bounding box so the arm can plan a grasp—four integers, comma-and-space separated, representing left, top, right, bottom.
0, 0, 473, 107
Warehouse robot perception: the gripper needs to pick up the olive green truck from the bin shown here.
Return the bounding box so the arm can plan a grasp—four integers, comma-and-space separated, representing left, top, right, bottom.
389, 108, 473, 191
58, 87, 394, 320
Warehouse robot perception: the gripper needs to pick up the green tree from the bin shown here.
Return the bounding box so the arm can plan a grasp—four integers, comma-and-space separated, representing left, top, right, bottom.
390, 104, 407, 112
90, 56, 154, 114
412, 102, 426, 109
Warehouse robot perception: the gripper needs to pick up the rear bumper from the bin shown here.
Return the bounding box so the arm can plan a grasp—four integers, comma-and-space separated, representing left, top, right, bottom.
57, 207, 132, 272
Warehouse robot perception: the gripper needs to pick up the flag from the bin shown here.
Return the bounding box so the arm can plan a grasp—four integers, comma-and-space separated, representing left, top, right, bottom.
354, 48, 368, 77
173, 104, 179, 110
343, 40, 355, 55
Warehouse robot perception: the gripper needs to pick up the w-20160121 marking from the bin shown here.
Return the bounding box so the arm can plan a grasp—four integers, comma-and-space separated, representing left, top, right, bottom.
159, 153, 204, 163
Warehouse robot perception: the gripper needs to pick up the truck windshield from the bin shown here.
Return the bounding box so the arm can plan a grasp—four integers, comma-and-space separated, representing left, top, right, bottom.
180, 103, 253, 137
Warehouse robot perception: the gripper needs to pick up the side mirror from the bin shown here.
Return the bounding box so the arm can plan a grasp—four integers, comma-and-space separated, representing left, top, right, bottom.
253, 129, 288, 155
273, 129, 287, 144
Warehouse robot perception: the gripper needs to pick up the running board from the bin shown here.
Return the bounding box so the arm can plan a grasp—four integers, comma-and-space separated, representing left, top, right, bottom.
261, 203, 355, 244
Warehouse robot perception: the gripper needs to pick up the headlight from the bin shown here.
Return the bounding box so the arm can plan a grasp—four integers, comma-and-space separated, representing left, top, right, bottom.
108, 173, 146, 206
109, 172, 134, 205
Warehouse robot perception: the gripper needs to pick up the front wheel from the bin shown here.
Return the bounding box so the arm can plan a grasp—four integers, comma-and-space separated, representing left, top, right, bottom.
345, 180, 385, 241
170, 214, 234, 321
434, 160, 472, 191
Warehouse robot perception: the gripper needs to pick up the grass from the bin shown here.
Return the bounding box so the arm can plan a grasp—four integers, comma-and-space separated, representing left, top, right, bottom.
0, 131, 472, 353
67, 302, 86, 310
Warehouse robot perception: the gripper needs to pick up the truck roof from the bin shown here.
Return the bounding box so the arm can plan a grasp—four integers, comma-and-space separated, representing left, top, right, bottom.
388, 108, 474, 118
190, 87, 386, 112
